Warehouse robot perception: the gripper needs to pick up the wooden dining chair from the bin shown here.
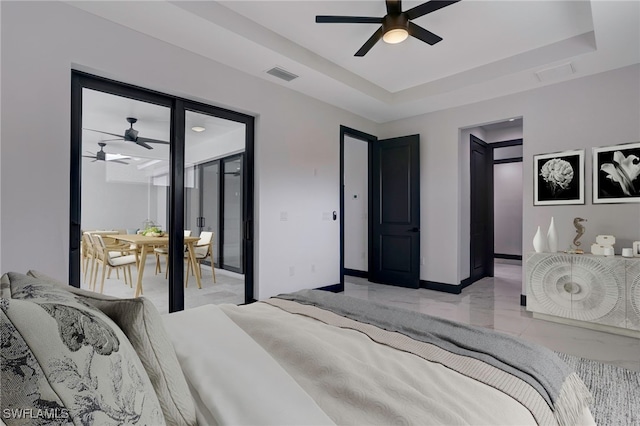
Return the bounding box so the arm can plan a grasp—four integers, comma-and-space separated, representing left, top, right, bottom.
185, 231, 216, 287
154, 230, 192, 278
91, 234, 138, 294
81, 233, 96, 286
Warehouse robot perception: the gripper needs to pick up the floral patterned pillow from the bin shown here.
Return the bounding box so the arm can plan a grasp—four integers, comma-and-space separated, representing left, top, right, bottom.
0, 272, 165, 425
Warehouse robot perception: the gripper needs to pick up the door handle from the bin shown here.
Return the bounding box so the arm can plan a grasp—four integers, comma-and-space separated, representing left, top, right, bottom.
409, 228, 420, 232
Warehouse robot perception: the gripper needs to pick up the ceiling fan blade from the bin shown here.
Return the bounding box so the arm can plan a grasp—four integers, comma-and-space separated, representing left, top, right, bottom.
408, 22, 442, 45
137, 136, 170, 145
109, 159, 130, 165
405, 0, 460, 20
82, 155, 97, 159
316, 16, 383, 24
134, 140, 154, 150
83, 129, 124, 139
355, 27, 384, 56
386, 0, 402, 15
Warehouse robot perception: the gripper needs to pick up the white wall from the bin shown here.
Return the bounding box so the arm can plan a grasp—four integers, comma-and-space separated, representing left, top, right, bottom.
380, 64, 640, 288
186, 127, 245, 165
2, 2, 638, 299
0, 1, 378, 299
81, 159, 152, 231
343, 135, 368, 272
494, 162, 523, 256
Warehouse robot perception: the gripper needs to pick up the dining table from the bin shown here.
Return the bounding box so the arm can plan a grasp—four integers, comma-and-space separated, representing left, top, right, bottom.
106, 234, 202, 297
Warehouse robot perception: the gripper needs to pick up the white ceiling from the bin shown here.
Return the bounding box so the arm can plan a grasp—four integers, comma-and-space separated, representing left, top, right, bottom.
82, 89, 244, 171
68, 0, 640, 123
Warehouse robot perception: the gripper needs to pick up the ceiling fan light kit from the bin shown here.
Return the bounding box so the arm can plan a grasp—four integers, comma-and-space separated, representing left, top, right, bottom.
316, 0, 460, 56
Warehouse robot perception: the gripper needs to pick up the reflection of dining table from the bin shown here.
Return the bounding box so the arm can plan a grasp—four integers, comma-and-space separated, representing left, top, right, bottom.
106, 234, 202, 297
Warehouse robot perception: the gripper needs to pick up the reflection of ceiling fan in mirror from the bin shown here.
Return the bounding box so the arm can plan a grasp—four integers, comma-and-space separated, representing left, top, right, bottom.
83, 142, 130, 165
84, 117, 169, 150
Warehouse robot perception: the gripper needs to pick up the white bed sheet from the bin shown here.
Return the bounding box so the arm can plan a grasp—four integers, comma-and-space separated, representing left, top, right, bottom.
162, 304, 334, 426
164, 302, 595, 426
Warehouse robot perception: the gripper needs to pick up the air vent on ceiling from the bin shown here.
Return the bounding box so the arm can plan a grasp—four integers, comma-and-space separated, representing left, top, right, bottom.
266, 67, 299, 82
535, 62, 575, 83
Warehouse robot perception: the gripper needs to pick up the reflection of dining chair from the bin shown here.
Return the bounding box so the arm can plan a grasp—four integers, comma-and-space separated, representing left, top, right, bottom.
91, 234, 137, 294
154, 230, 192, 278
81, 233, 96, 286
185, 231, 216, 287
84, 233, 125, 288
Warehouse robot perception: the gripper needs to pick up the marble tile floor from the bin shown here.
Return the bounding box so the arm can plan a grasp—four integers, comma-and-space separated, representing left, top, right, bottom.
342, 262, 640, 372
81, 257, 245, 315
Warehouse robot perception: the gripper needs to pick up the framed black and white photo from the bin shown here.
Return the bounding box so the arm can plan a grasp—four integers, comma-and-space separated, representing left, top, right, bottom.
534, 149, 584, 205
593, 142, 640, 204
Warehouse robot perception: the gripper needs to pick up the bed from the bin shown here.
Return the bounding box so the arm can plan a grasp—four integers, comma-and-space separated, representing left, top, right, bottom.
1, 271, 595, 426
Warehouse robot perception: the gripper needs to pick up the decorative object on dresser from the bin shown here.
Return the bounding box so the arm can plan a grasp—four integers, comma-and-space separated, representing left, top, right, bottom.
566, 217, 587, 254
533, 149, 585, 205
622, 248, 634, 258
634, 241, 640, 258
593, 141, 640, 204
591, 235, 616, 256
532, 225, 547, 253
546, 217, 558, 253
526, 252, 640, 337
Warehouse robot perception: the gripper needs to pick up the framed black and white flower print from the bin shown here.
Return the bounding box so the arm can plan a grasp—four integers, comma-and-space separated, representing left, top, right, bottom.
593, 142, 640, 204
534, 149, 585, 205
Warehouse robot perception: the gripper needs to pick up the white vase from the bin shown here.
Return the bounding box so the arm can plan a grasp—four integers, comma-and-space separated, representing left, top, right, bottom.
547, 217, 558, 253
533, 226, 547, 253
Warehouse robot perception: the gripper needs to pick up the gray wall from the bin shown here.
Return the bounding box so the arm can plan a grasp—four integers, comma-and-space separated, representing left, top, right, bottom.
0, 1, 378, 299
494, 161, 523, 256
379, 64, 640, 290
1, 2, 638, 299
344, 135, 368, 272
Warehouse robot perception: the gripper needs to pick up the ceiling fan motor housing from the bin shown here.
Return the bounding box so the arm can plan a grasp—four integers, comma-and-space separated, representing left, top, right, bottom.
124, 127, 139, 141
383, 13, 408, 34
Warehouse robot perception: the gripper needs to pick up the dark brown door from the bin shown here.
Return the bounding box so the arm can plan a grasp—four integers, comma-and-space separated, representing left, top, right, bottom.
370, 135, 420, 288
470, 134, 494, 282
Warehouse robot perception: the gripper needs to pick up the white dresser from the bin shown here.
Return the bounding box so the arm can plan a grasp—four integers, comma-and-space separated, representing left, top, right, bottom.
526, 252, 640, 337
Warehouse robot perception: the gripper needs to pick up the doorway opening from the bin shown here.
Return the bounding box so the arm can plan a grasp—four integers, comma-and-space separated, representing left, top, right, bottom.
464, 119, 523, 289
340, 126, 421, 290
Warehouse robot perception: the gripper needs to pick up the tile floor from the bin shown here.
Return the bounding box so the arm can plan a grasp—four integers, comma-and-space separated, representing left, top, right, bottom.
82, 257, 245, 314
343, 262, 640, 372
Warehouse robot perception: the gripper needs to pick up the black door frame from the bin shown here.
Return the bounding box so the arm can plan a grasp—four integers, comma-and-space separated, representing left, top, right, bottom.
70, 71, 254, 310
193, 153, 245, 274
339, 125, 377, 290
219, 153, 245, 274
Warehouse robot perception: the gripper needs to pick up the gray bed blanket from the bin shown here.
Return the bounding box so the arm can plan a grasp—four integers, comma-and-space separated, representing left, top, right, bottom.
276, 289, 592, 426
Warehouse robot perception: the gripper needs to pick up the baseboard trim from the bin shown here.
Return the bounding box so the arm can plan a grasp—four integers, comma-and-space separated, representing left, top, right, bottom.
344, 268, 369, 278
420, 277, 477, 294
420, 280, 462, 294
494, 253, 523, 260
520, 294, 527, 306
316, 283, 344, 293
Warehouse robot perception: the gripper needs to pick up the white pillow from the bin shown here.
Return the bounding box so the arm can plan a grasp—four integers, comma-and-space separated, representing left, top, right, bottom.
26, 270, 197, 426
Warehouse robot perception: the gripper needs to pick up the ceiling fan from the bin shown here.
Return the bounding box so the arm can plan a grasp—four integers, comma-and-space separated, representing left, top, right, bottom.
316, 0, 460, 56
83, 142, 130, 165
84, 117, 169, 150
